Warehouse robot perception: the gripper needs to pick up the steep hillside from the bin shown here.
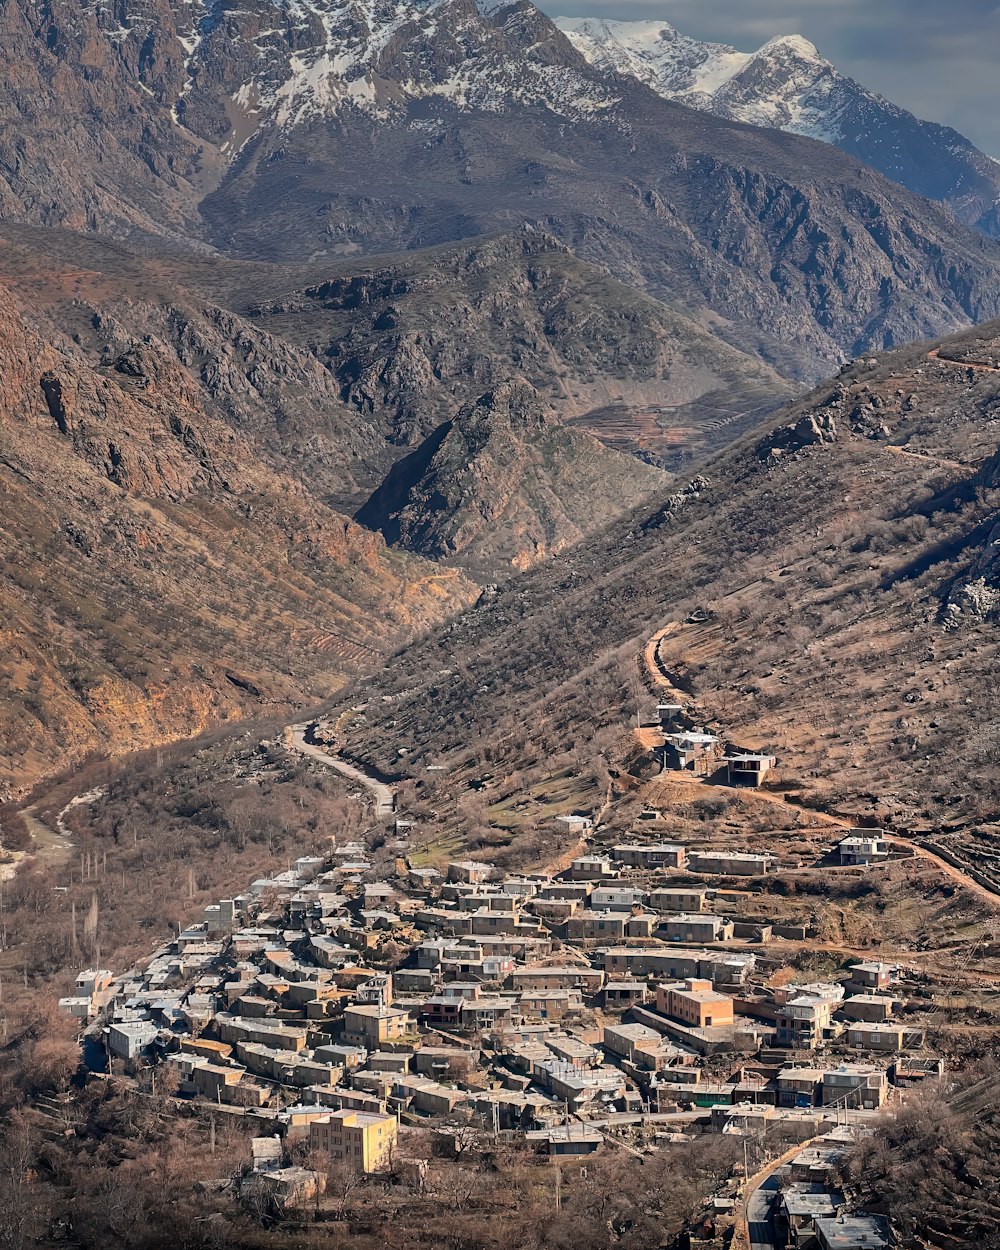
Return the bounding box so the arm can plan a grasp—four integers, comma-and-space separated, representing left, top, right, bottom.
2, 2, 1000, 382
219, 228, 791, 466
354, 382, 668, 571
319, 318, 1000, 860
559, 16, 1000, 238
0, 271, 478, 798
0, 0, 212, 240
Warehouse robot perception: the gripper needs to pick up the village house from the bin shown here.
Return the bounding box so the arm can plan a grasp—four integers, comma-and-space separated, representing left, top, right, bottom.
663, 732, 721, 775
555, 814, 593, 836
447, 861, 497, 885
245, 1166, 325, 1208
518, 989, 584, 1022
844, 961, 900, 995
774, 1067, 827, 1108
611, 844, 687, 870
656, 703, 686, 729
839, 994, 899, 1024
722, 753, 776, 788
845, 1022, 922, 1052
663, 913, 734, 945
602, 980, 649, 1010
821, 1064, 888, 1109
780, 1185, 844, 1245
564, 856, 616, 882
657, 980, 735, 1029
309, 1109, 398, 1173
343, 1005, 411, 1049
648, 888, 708, 913
775, 995, 839, 1050
564, 911, 626, 941
603, 947, 756, 988
107, 1019, 160, 1060
813, 1214, 892, 1250
687, 851, 772, 877
526, 1124, 603, 1156
511, 965, 605, 995
459, 995, 517, 1031
590, 885, 647, 912
837, 834, 890, 866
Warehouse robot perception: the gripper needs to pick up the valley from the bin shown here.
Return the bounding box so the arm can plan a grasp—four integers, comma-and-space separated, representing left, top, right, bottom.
1, 1, 1000, 1247
4, 312, 1000, 1249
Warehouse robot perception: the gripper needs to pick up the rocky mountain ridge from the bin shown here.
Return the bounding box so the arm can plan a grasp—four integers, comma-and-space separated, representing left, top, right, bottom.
2, 1, 1000, 383
558, 15, 1000, 238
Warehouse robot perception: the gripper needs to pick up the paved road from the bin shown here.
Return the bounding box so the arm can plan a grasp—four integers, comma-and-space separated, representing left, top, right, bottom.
289, 722, 395, 819
747, 1175, 781, 1250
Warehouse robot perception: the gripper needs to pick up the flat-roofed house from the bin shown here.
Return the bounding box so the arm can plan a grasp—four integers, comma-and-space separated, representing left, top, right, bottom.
663, 913, 733, 944
657, 980, 734, 1029
722, 753, 776, 788
837, 834, 890, 866
309, 1109, 397, 1173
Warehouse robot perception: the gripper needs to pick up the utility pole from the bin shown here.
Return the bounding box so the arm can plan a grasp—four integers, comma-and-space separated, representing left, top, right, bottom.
554, 1164, 562, 1211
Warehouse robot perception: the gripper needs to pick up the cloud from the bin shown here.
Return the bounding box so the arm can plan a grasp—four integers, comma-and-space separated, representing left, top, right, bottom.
541, 0, 1000, 154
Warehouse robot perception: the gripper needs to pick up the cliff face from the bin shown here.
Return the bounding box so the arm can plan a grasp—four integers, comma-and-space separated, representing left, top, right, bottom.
0, 0, 209, 239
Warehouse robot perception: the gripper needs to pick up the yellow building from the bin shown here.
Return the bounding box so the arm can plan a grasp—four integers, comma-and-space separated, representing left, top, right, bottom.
657, 979, 734, 1029
309, 1109, 398, 1173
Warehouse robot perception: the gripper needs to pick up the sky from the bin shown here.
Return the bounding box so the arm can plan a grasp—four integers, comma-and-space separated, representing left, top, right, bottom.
538, 1, 1000, 156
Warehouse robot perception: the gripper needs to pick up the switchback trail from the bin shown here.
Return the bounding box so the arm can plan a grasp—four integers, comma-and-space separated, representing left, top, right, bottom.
287, 722, 395, 820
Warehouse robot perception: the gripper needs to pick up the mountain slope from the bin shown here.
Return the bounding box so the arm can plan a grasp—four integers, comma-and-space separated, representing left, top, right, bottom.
187, 0, 1000, 379
354, 382, 669, 570
322, 317, 1000, 853
2, 1, 1000, 382
558, 16, 1000, 239
0, 264, 479, 798
218, 228, 792, 467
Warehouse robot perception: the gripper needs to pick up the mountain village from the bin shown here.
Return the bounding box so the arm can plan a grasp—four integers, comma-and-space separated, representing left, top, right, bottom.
54, 665, 963, 1250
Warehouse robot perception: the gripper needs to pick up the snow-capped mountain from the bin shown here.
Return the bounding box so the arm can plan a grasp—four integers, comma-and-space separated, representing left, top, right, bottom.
158, 0, 619, 142
8, 0, 1000, 387
558, 16, 1000, 238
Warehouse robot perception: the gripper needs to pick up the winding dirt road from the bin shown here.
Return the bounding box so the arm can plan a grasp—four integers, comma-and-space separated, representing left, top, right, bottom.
928, 347, 1000, 375
642, 627, 1000, 908
288, 722, 395, 820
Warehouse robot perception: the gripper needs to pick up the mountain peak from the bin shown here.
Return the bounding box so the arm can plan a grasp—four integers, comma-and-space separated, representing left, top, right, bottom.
562, 11, 1000, 235
756, 33, 823, 63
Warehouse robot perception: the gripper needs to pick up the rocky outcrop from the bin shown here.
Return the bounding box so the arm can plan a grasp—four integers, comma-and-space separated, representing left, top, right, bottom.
355, 382, 669, 569
760, 410, 838, 459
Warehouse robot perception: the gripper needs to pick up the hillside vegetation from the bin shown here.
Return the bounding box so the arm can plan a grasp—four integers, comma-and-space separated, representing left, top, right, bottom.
322, 318, 1000, 849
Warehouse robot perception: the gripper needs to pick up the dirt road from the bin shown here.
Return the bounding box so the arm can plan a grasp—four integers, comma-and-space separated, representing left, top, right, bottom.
288, 722, 395, 820
641, 626, 1000, 908
928, 347, 1000, 375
